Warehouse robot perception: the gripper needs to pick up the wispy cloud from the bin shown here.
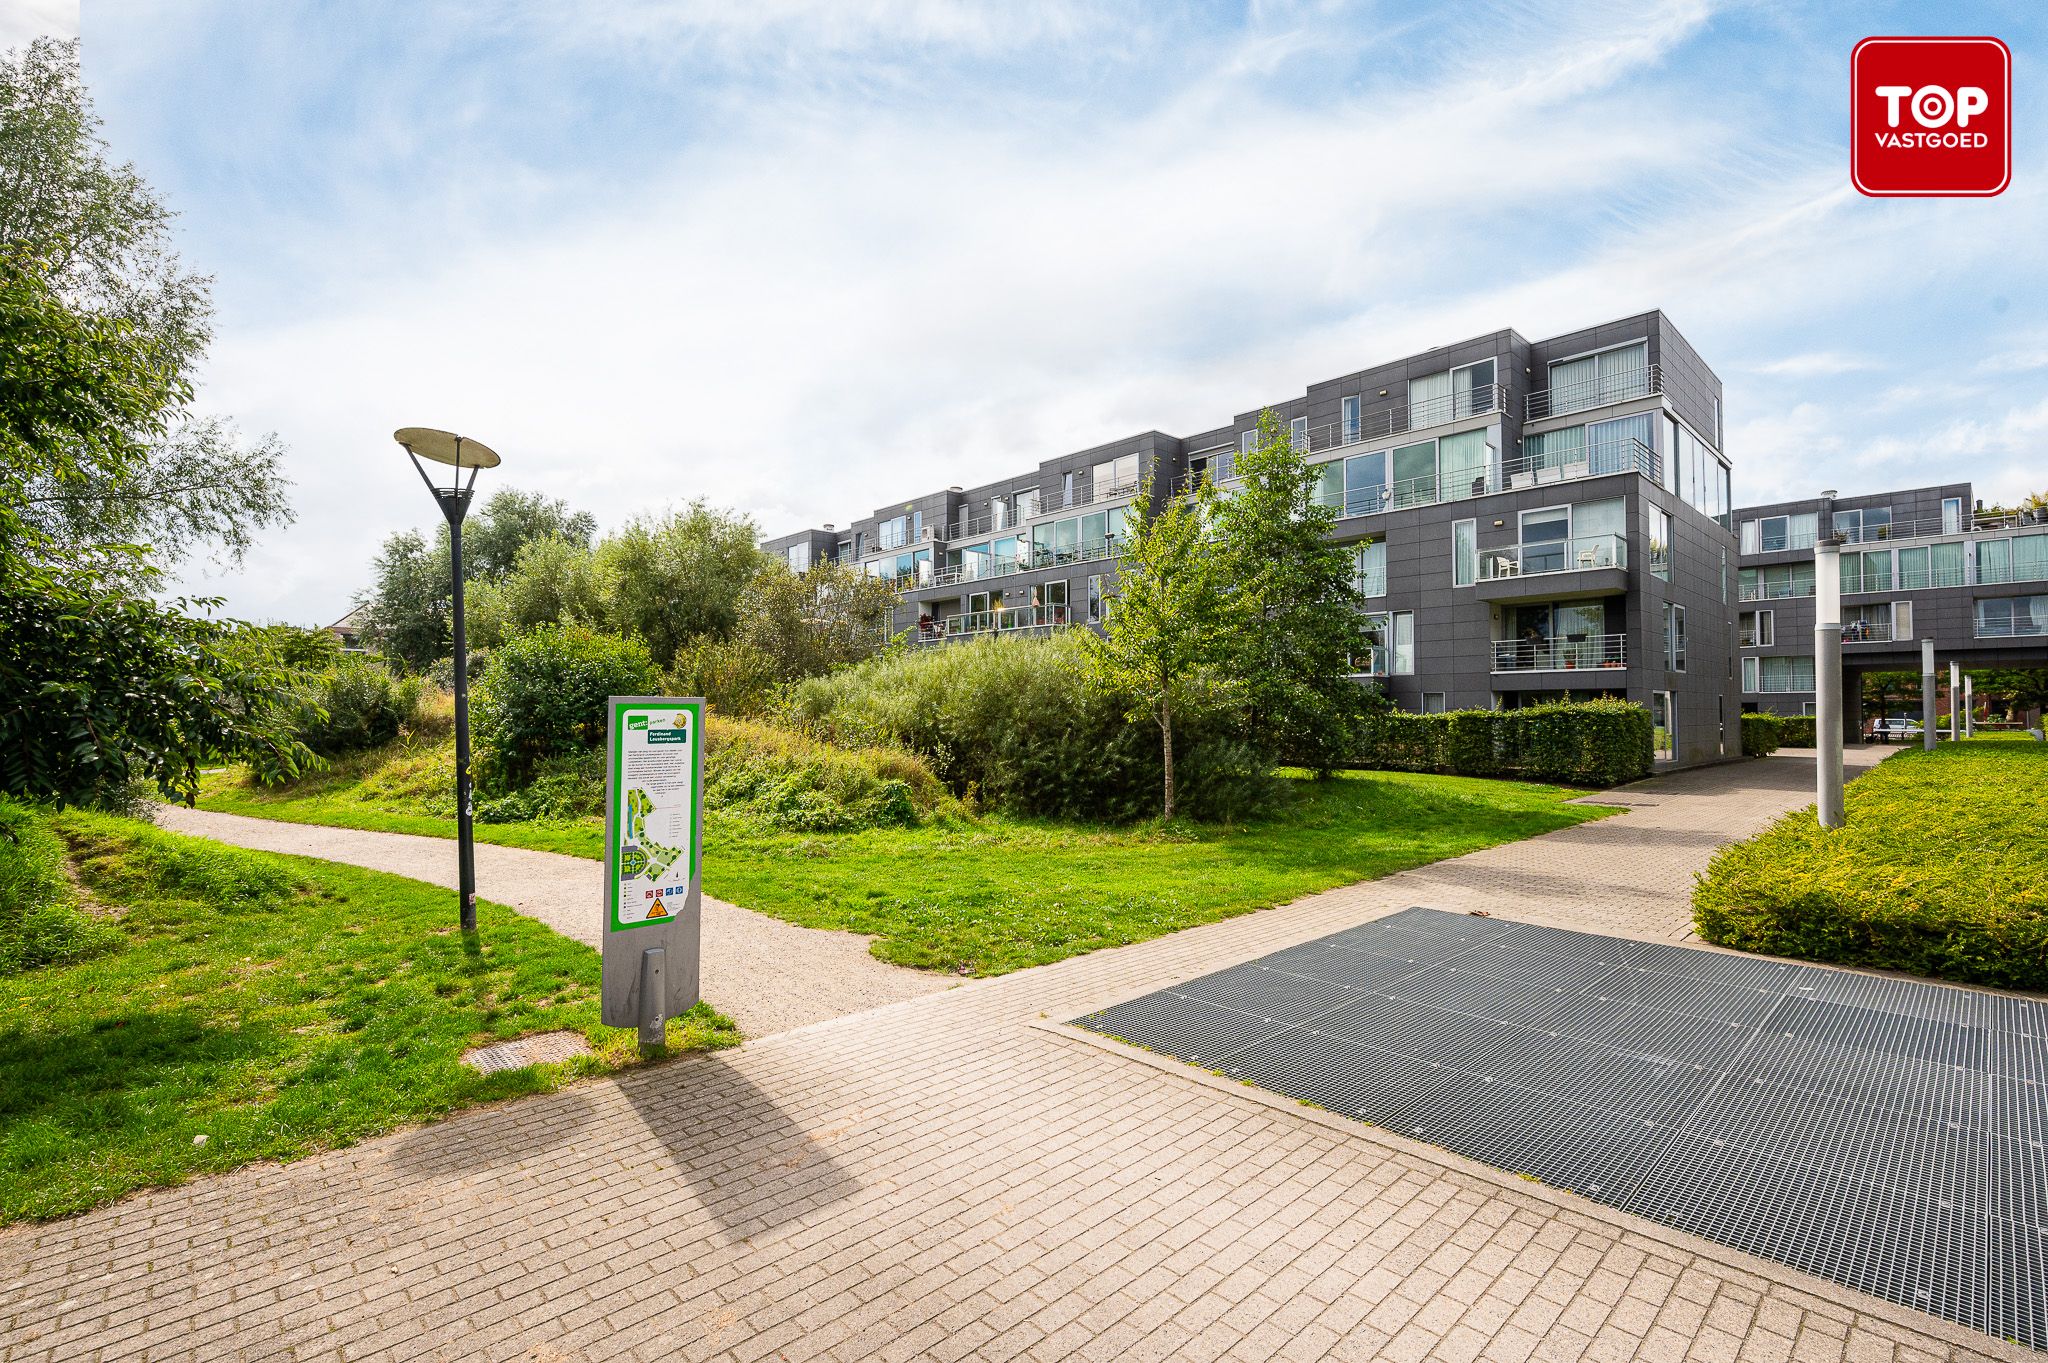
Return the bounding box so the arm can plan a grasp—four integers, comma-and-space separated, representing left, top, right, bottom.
1, 0, 75, 47
74, 0, 2048, 622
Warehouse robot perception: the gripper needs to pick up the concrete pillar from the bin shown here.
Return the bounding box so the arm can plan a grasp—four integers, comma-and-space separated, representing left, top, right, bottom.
1814, 537, 1845, 828
1964, 676, 1975, 737
1950, 661, 1961, 740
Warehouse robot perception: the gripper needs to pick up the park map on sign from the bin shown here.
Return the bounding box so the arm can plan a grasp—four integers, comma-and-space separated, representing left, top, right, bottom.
622, 787, 684, 886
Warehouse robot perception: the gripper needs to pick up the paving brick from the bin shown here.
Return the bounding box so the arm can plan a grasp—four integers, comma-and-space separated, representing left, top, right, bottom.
2, 749, 2018, 1363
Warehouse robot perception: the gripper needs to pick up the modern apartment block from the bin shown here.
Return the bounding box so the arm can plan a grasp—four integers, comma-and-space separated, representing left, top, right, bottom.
767, 310, 1743, 766
1734, 484, 2048, 732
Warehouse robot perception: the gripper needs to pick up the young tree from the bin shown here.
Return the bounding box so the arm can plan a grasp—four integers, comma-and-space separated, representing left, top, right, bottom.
1207, 408, 1376, 773
358, 530, 449, 672
1968, 667, 2048, 721
1, 38, 289, 570
1086, 475, 1240, 819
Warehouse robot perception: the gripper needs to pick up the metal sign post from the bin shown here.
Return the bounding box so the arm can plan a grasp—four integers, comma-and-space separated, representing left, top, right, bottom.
601, 695, 704, 1048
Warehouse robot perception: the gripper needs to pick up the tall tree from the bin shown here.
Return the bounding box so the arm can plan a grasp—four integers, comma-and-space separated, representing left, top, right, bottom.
595, 503, 768, 664
460, 488, 598, 582
358, 530, 449, 672
1207, 408, 1375, 773
1086, 474, 1239, 819
1, 37, 289, 569
733, 557, 900, 681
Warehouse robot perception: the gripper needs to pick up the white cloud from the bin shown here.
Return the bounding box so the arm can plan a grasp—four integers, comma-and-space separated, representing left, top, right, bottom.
0, 0, 76, 48
1745, 352, 1882, 378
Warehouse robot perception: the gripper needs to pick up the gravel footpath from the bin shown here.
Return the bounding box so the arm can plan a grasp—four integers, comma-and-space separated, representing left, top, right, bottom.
152, 805, 951, 1038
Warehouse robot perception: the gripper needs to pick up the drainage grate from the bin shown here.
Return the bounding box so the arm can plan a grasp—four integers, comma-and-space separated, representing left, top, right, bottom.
1073, 908, 2048, 1350
461, 1030, 595, 1074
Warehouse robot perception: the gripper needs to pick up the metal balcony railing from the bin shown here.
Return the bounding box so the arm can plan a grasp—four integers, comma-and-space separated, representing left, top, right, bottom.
1741, 580, 1816, 601
910, 605, 1076, 643
1475, 534, 1628, 582
1841, 619, 1895, 643
1749, 672, 1816, 694
1525, 363, 1661, 421
1491, 634, 1628, 672
1836, 508, 2048, 543
1975, 616, 2048, 639
1303, 383, 1505, 453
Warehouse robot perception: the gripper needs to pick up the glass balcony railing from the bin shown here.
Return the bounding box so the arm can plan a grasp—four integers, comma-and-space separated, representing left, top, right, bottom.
1475, 534, 1628, 581
930, 537, 1120, 588
1305, 438, 1659, 521
1303, 384, 1505, 453
1491, 634, 1627, 672
911, 605, 1076, 643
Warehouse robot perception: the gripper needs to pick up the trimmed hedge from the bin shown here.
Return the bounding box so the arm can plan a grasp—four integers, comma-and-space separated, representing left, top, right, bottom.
1776, 714, 1817, 747
1356, 700, 1652, 787
1693, 739, 2048, 990
1740, 712, 1783, 757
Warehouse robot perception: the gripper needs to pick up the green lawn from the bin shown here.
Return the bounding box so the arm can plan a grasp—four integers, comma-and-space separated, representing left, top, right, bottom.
1694, 737, 2048, 991
0, 808, 737, 1222
201, 759, 1615, 976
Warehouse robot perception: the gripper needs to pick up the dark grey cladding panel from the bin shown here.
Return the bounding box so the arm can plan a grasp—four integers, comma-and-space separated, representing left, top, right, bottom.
1735, 483, 1975, 525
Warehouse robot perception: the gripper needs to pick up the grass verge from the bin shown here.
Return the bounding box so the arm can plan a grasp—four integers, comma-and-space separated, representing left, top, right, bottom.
202, 758, 1613, 976
0, 808, 737, 1222
1693, 738, 2048, 990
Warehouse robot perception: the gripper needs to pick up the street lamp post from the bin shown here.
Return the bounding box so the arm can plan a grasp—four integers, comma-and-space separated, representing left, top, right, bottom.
394, 427, 501, 933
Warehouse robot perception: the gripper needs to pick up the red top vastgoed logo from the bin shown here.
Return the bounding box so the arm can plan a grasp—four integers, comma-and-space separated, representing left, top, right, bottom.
1852, 36, 2011, 197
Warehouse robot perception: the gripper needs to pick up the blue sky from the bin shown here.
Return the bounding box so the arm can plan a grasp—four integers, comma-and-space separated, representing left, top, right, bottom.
25, 1, 2048, 623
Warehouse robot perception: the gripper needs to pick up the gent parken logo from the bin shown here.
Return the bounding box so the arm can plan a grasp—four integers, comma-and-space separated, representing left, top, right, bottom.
1852, 37, 2011, 197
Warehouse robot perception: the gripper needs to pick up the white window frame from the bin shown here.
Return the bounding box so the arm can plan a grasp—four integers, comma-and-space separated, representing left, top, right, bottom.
1290, 415, 1307, 451
1741, 656, 1760, 693
1452, 518, 1477, 588
1391, 611, 1415, 675
1341, 395, 1362, 443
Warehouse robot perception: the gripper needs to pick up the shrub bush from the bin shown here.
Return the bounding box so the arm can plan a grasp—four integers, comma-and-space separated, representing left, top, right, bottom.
787, 633, 1279, 822
1694, 740, 2048, 990
473, 626, 660, 791
1356, 700, 1651, 787
1776, 714, 1817, 747
1740, 712, 1783, 757
1, 798, 123, 974
666, 637, 784, 720
705, 717, 949, 832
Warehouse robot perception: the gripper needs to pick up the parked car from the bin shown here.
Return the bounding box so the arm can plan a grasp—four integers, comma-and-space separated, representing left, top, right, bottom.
1868, 716, 1923, 742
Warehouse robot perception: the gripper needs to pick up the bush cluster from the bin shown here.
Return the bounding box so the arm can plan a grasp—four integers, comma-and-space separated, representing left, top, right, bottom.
472, 626, 660, 792
0, 798, 122, 974
1775, 714, 1818, 747
705, 717, 949, 833
1740, 712, 1783, 757
1693, 740, 2048, 990
1355, 700, 1652, 787
788, 633, 1279, 822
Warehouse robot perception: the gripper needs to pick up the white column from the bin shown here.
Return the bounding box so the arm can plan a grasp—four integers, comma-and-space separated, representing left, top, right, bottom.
1964, 675, 1975, 737
1950, 661, 1961, 740
1814, 539, 1845, 828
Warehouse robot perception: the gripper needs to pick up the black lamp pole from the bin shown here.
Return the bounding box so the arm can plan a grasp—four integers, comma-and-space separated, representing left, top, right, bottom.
404, 442, 482, 932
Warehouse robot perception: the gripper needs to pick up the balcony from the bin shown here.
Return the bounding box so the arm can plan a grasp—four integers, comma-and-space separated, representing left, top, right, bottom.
1740, 581, 1815, 602
1491, 634, 1628, 673
1841, 619, 1894, 643
911, 605, 1077, 643
1837, 507, 2047, 544
946, 479, 1142, 542
1303, 437, 1660, 521
1975, 616, 2048, 639
929, 537, 1120, 588
1304, 384, 1505, 453
1749, 673, 1815, 694
1477, 534, 1627, 581
1525, 364, 1662, 422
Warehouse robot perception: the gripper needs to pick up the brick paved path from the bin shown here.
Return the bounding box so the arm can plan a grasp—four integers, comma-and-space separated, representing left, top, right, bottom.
7, 748, 2028, 1363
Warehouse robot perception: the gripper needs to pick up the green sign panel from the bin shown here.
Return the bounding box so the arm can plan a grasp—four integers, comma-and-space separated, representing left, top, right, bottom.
605, 699, 702, 932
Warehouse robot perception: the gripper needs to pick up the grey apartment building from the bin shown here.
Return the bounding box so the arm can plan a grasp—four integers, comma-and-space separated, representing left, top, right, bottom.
768, 310, 1746, 767
1733, 484, 2048, 730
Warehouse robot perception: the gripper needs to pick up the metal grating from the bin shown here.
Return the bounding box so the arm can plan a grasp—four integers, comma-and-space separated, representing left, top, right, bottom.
1073, 907, 2048, 1351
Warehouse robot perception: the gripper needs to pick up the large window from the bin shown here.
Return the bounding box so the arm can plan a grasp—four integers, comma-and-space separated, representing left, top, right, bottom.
1743, 655, 1816, 693
786, 542, 811, 573
1664, 604, 1687, 672
1452, 519, 1477, 588
1437, 430, 1492, 499
1090, 454, 1138, 498
879, 512, 920, 550
1739, 512, 1818, 554
1976, 595, 2048, 638
1406, 359, 1496, 427
1974, 532, 2048, 585
1341, 394, 1362, 443
1354, 540, 1387, 597
1546, 340, 1649, 417
1391, 611, 1415, 674
1390, 440, 1437, 507
1029, 507, 1126, 565
1739, 610, 1774, 647
1741, 561, 1816, 600
1648, 506, 1672, 581
1833, 506, 1892, 542
1841, 548, 1893, 594
1899, 541, 1966, 589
